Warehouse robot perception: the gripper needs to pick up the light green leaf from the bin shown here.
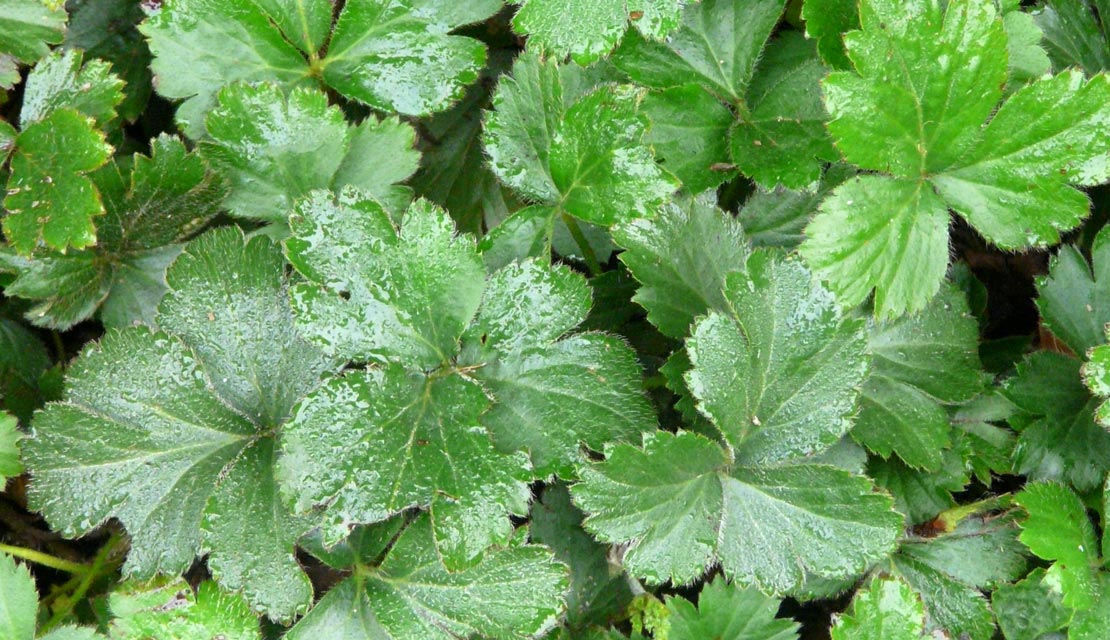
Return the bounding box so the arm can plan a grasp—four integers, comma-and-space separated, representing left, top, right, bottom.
202, 84, 418, 223
0, 0, 66, 77
2, 135, 227, 330
1015, 481, 1099, 609
25, 229, 339, 620
285, 190, 485, 368
139, 0, 315, 138
39, 628, 100, 640
321, 0, 487, 116
1070, 574, 1110, 639
530, 483, 632, 630
0, 412, 23, 488
0, 318, 50, 422
667, 576, 799, 640
20, 49, 125, 128
1002, 8, 1050, 90
573, 431, 901, 591
484, 52, 677, 226
800, 175, 950, 319
932, 71, 1110, 249
686, 252, 869, 464
0, 553, 36, 640
852, 285, 982, 469
285, 514, 567, 640
512, 0, 685, 65
1034, 0, 1110, 74
613, 193, 749, 340
1037, 225, 1110, 356
108, 578, 259, 640
1084, 339, 1110, 426
831, 577, 924, 640
3, 109, 112, 254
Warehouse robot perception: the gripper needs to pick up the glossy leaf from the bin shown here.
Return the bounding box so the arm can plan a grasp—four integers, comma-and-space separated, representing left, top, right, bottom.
20, 49, 124, 128
613, 193, 748, 340
512, 0, 685, 65
25, 229, 339, 621
830, 577, 924, 640
1037, 224, 1110, 356
283, 514, 568, 640
572, 431, 901, 591
1015, 481, 1099, 609
1035, 0, 1110, 74
685, 252, 869, 463
667, 576, 799, 640
202, 84, 418, 223
108, 579, 259, 640
0, 0, 66, 81
3, 109, 112, 254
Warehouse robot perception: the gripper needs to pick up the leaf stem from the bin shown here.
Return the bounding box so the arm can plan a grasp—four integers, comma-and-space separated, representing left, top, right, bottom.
40, 533, 125, 633
0, 543, 86, 574
560, 212, 601, 276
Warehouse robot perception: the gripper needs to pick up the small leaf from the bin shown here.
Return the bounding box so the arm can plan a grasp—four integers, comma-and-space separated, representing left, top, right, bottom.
801, 0, 858, 69
1035, 0, 1110, 74
108, 578, 259, 640
0, 553, 36, 640
831, 577, 925, 640
1015, 481, 1099, 609
283, 514, 568, 640
1037, 224, 1110, 356
0, 317, 50, 422
3, 109, 112, 254
512, 0, 685, 65
20, 49, 125, 128
0, 0, 66, 78
667, 576, 799, 640
992, 569, 1070, 640
0, 411, 24, 488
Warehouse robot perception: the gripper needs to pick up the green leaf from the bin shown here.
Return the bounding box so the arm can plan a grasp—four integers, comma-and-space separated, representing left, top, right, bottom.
685, 252, 870, 464
800, 175, 950, 319
141, 0, 489, 137
890, 515, 1027, 640
0, 318, 50, 422
1002, 8, 1050, 91
667, 576, 799, 640
640, 83, 735, 193
738, 165, 853, 250
1035, 0, 1110, 74
0, 411, 24, 488
201, 84, 418, 223
1, 135, 227, 330
1015, 481, 1099, 609
1084, 340, 1110, 426
484, 52, 676, 227
830, 577, 925, 640
3, 109, 112, 254
25, 229, 339, 621
992, 569, 1070, 640
284, 514, 568, 640
852, 285, 983, 470
572, 430, 901, 591
108, 579, 259, 640
0, 0, 66, 81
285, 190, 485, 368
512, 0, 685, 65
20, 49, 124, 129
868, 446, 969, 524
1071, 574, 1110, 639
1004, 351, 1110, 492
531, 483, 632, 630
64, 0, 153, 122
1037, 225, 1110, 356
320, 0, 487, 116
0, 553, 36, 640
801, 0, 858, 69
613, 193, 749, 340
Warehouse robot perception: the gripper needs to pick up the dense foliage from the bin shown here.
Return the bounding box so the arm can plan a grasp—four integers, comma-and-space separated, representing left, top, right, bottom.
2, 0, 1110, 638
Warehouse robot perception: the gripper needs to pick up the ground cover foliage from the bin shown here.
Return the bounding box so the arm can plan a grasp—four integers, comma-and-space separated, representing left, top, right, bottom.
1, 0, 1110, 637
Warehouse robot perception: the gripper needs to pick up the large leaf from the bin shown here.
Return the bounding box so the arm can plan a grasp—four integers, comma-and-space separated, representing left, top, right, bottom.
572, 431, 901, 591
1015, 481, 1100, 609
613, 193, 749, 340
685, 252, 869, 463
804, 0, 1110, 317
484, 52, 677, 228
1, 135, 228, 330
512, 0, 686, 65
284, 514, 568, 640
202, 83, 418, 223
141, 0, 488, 137
25, 228, 340, 621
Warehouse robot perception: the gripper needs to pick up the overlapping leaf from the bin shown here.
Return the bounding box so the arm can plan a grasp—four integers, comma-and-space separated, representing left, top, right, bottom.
1035, 0, 1110, 74
667, 576, 799, 640
280, 190, 653, 566
25, 228, 341, 621
802, 0, 1110, 318
108, 579, 259, 640
612, 0, 836, 190
512, 0, 685, 65
1015, 482, 1100, 609
484, 51, 677, 235
284, 514, 568, 640
201, 83, 418, 223
831, 577, 925, 640
0, 0, 66, 88
141, 0, 495, 137
1, 135, 228, 329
